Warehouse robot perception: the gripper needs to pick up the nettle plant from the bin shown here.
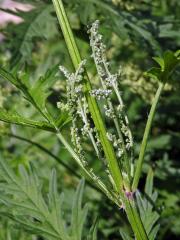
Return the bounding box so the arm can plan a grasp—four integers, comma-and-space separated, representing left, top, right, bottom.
0, 0, 179, 239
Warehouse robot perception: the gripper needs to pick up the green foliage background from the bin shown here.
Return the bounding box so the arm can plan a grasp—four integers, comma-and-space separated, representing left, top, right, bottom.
0, 0, 179, 239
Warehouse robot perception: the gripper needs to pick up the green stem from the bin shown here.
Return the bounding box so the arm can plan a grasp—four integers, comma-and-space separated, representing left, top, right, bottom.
52, 0, 123, 191
132, 82, 164, 191
128, 201, 149, 240
125, 202, 147, 239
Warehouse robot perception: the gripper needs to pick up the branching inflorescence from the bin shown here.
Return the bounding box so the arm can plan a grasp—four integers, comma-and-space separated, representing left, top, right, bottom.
58, 21, 134, 194
89, 21, 134, 178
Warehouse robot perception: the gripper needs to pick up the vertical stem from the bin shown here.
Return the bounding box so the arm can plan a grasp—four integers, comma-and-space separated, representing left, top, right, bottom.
52, 0, 123, 191
125, 200, 148, 240
132, 82, 164, 191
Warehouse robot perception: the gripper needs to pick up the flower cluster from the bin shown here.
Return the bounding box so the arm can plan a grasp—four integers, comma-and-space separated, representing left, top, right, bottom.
57, 102, 69, 111
59, 60, 102, 162
59, 61, 87, 163
89, 20, 134, 170
107, 132, 124, 158
104, 104, 115, 119
90, 89, 112, 100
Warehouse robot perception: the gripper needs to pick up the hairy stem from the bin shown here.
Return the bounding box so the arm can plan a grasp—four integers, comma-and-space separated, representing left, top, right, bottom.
132, 82, 164, 191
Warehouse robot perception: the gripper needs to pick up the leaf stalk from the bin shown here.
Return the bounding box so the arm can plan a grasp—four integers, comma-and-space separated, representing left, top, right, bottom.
132, 82, 164, 191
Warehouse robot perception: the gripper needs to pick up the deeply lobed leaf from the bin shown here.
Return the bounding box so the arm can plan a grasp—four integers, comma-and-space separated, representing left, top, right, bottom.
0, 157, 97, 240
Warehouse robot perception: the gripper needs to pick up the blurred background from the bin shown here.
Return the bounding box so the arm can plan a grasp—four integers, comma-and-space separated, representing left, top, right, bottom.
0, 0, 179, 239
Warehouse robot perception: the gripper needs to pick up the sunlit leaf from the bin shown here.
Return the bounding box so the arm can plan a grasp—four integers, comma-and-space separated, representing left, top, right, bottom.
146, 50, 180, 82
0, 66, 61, 121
